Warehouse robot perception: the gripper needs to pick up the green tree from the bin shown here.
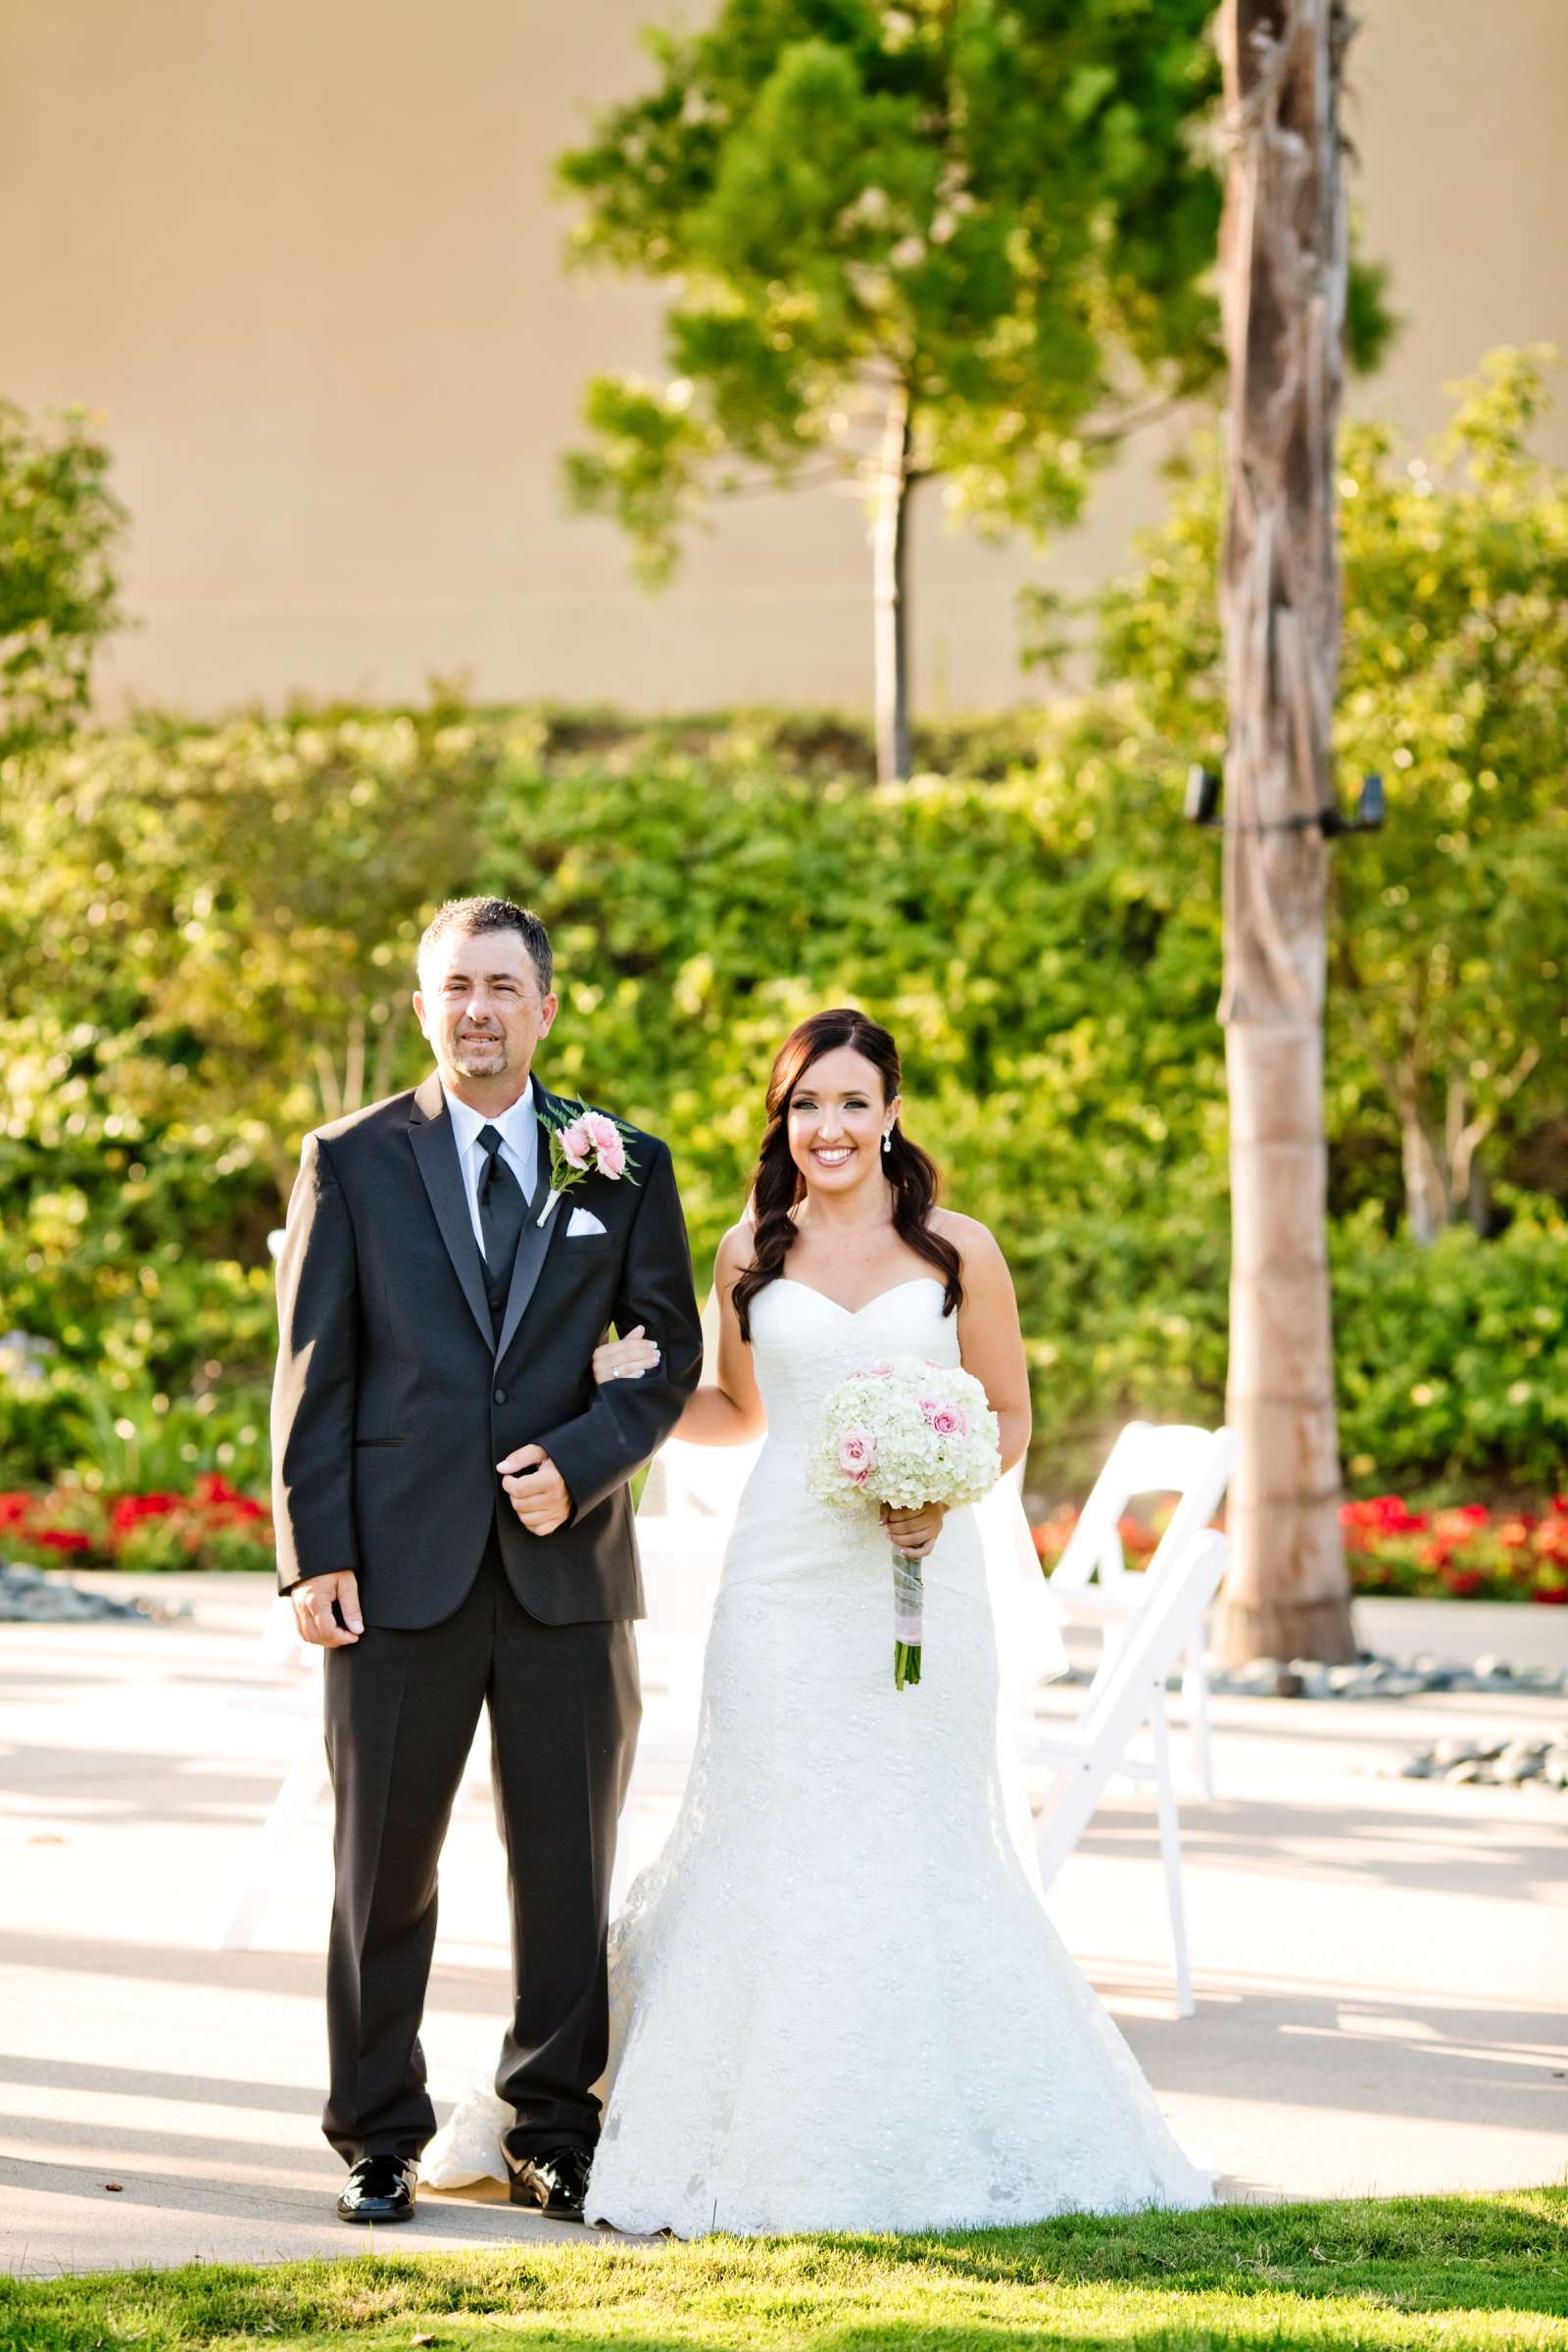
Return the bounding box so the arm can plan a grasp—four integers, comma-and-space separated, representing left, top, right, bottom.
0, 400, 125, 760
0, 708, 489, 1199
558, 0, 1226, 780
1055, 344, 1568, 1246
0, 706, 491, 1494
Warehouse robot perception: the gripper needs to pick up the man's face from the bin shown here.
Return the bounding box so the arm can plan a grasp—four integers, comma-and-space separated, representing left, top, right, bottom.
414, 926, 557, 1095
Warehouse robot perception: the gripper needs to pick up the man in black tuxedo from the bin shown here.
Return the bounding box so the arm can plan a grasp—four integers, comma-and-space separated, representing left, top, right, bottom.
270, 896, 703, 2225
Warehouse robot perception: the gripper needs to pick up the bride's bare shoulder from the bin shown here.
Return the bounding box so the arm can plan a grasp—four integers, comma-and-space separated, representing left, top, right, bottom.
929, 1207, 1008, 1277
714, 1219, 757, 1283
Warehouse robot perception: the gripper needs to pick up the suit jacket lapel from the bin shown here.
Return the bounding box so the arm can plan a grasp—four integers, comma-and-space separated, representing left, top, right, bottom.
408, 1072, 493, 1349
494, 1079, 570, 1364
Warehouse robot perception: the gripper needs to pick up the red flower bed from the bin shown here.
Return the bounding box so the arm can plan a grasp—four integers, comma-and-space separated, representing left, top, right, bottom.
1029, 1506, 1172, 1569
0, 1480, 274, 1574
1030, 1491, 1568, 1604
7, 1473, 1566, 1600
1340, 1494, 1568, 1604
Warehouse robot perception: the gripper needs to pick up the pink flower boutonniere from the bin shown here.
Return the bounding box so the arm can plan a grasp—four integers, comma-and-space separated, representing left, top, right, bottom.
534, 1100, 639, 1226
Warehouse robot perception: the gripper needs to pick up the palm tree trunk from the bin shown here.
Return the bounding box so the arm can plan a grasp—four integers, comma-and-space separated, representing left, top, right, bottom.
1212, 0, 1356, 1667
872, 381, 913, 784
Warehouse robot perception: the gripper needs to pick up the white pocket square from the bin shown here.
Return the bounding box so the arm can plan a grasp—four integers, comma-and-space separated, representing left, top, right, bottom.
566, 1205, 607, 1237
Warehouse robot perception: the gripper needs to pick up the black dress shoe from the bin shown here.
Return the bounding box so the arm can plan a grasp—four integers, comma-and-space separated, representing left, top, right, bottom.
506, 2144, 592, 2219
336, 2155, 417, 2224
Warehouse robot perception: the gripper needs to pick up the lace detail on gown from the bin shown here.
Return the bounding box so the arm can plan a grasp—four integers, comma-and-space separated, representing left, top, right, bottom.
587, 1275, 1212, 2236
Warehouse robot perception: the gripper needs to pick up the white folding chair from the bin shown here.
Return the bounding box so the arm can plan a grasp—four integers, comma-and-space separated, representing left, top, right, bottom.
210, 1606, 325, 1951
211, 1617, 505, 1951
617, 1436, 764, 1912
1028, 1529, 1229, 2017
1047, 1422, 1235, 1798
633, 1435, 760, 1707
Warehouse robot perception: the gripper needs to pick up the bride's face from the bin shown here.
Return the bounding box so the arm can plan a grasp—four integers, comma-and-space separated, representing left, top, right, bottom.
785, 1046, 899, 1198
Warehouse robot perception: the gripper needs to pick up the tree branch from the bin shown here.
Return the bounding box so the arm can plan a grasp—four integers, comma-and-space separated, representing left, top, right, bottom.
1078, 393, 1191, 449
715, 460, 856, 501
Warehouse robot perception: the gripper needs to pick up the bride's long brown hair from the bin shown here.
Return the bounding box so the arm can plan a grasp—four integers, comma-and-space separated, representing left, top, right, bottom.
730, 1008, 963, 1342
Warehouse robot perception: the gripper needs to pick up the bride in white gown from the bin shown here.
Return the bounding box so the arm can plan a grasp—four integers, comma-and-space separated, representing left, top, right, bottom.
587, 1002, 1212, 2230
432, 1006, 1211, 2234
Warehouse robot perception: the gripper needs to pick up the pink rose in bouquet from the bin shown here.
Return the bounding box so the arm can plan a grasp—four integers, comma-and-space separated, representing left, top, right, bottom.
838, 1428, 877, 1485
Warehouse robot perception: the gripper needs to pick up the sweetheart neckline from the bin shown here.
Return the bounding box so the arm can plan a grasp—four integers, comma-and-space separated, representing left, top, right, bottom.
775, 1273, 946, 1320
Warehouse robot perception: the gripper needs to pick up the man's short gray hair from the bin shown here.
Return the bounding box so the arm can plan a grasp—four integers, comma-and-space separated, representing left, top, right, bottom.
417, 897, 553, 997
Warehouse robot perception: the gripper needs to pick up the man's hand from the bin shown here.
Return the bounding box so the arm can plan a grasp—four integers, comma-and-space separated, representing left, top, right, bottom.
497, 1445, 571, 1537
291, 1569, 364, 1647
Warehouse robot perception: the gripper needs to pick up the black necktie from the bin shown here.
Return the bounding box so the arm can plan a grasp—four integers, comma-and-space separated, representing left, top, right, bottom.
476, 1123, 527, 1340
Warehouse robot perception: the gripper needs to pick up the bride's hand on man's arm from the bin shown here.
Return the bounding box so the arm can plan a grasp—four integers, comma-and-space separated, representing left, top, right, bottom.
592, 1231, 768, 1443
593, 1326, 661, 1384
593, 1317, 762, 1446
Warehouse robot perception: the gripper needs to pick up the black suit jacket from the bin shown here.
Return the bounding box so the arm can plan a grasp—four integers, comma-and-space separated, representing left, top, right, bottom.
270, 1072, 704, 1628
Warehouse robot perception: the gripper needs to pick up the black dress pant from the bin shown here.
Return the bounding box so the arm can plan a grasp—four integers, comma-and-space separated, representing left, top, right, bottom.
320, 1530, 640, 2166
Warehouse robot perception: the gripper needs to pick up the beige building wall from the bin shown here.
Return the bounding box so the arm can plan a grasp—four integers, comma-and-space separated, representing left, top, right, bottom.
3, 0, 1566, 720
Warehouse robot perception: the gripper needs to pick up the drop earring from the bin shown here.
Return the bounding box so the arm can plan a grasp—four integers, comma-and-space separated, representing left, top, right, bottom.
881, 1130, 892, 1154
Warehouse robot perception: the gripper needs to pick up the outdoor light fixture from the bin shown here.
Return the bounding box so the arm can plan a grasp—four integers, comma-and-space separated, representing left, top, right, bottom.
1184, 765, 1386, 837
1185, 764, 1222, 825
1320, 771, 1386, 836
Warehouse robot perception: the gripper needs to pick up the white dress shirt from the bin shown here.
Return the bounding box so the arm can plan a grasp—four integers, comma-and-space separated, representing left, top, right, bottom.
442, 1077, 541, 1259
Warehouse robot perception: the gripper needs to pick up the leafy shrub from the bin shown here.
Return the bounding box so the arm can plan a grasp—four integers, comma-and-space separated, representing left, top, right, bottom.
1330, 1206, 1568, 1495
0, 399, 125, 760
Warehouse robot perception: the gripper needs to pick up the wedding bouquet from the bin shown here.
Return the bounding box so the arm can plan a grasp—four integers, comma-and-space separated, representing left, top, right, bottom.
809, 1355, 1001, 1690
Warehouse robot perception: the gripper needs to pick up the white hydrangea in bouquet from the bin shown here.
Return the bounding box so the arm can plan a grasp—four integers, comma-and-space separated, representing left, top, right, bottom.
809, 1354, 1001, 1690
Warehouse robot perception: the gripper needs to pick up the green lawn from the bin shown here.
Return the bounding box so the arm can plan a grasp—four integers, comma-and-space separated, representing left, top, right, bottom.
3, 2188, 1566, 2352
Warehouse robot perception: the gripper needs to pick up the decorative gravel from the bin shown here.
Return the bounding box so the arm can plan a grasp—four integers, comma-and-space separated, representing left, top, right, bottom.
0, 1559, 190, 1624
1053, 1637, 1568, 1796
1056, 1647, 1568, 1702
1054, 1645, 1568, 1792
1380, 1729, 1568, 1789
1210, 1649, 1568, 1701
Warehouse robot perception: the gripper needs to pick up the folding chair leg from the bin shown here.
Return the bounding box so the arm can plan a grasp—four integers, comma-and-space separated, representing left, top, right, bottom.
1149, 1698, 1194, 2018
212, 1737, 329, 1953
1180, 1636, 1216, 1801
1087, 1620, 1128, 1700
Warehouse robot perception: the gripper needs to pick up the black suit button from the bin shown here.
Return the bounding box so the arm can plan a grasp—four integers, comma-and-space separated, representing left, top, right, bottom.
493, 1388, 507, 1405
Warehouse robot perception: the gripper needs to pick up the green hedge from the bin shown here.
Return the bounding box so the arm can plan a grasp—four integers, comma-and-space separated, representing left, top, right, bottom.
1330, 1205, 1568, 1491
1, 704, 1564, 1503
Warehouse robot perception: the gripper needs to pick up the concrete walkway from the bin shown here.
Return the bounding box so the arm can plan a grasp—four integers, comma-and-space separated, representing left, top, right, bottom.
1, 1575, 1565, 2276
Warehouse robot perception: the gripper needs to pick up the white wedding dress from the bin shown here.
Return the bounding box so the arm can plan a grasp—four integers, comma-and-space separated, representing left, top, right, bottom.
578, 1273, 1212, 2234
